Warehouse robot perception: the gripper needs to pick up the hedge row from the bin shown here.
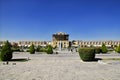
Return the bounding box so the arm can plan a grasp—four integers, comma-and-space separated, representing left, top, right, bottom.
28, 45, 53, 54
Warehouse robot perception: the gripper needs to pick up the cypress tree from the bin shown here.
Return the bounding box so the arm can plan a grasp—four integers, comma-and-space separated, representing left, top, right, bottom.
101, 43, 108, 53
29, 44, 35, 54
116, 44, 120, 53
0, 40, 13, 61
46, 45, 53, 54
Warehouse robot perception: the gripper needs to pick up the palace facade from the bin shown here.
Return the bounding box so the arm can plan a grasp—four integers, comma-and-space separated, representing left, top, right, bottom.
0, 32, 120, 48
52, 32, 69, 48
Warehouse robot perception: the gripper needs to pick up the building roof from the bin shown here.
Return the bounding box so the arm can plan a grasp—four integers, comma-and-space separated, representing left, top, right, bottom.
54, 32, 67, 35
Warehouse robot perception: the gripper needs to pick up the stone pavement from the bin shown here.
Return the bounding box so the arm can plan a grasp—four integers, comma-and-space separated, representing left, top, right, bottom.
0, 52, 120, 80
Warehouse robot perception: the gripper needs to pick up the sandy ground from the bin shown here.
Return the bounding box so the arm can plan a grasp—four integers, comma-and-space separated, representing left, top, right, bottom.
0, 52, 120, 80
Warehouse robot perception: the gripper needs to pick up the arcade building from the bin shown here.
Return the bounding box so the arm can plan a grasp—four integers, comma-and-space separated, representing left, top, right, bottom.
0, 32, 120, 49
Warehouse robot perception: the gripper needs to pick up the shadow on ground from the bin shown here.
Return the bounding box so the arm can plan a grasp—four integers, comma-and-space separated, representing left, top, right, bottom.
82, 58, 102, 62
95, 58, 102, 61
10, 58, 30, 62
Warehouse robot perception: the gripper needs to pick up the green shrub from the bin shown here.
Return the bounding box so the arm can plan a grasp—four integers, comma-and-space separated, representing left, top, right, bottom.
12, 48, 20, 52
116, 44, 120, 53
0, 40, 13, 61
35, 48, 40, 52
101, 43, 108, 53
29, 44, 35, 54
94, 47, 101, 54
35, 46, 48, 52
46, 45, 53, 54
78, 48, 95, 61
35, 46, 41, 52
26, 49, 30, 52
40, 48, 47, 52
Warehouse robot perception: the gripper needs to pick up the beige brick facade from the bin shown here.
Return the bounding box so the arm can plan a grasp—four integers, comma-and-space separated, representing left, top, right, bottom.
0, 32, 120, 48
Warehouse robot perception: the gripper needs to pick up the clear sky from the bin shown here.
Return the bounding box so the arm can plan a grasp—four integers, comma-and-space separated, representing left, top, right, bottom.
0, 0, 120, 41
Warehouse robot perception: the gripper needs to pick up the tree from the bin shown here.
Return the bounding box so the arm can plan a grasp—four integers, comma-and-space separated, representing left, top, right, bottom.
0, 40, 13, 61
116, 44, 120, 53
46, 45, 53, 54
29, 44, 35, 54
101, 43, 108, 53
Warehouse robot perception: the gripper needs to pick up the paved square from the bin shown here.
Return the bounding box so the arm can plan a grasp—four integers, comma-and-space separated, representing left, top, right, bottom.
0, 52, 120, 80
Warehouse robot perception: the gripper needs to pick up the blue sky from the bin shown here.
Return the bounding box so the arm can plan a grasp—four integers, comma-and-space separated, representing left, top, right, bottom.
0, 0, 120, 41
